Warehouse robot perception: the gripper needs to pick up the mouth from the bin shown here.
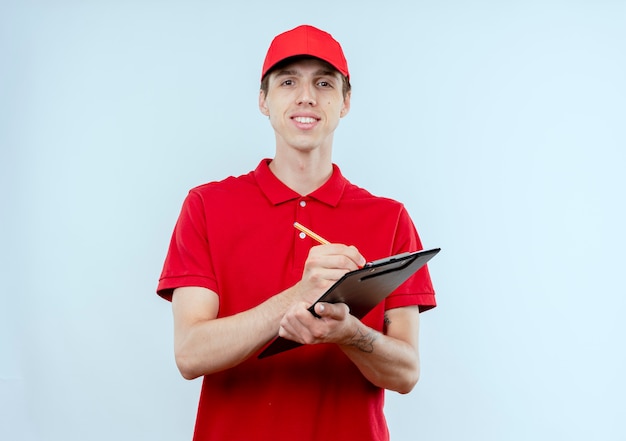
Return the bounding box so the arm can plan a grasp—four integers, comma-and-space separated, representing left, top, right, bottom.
292, 116, 319, 124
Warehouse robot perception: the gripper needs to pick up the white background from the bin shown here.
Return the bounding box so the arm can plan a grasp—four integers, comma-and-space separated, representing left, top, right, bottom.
1, 1, 625, 440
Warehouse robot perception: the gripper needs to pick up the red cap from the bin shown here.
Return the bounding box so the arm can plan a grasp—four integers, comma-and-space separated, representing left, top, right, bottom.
261, 25, 349, 81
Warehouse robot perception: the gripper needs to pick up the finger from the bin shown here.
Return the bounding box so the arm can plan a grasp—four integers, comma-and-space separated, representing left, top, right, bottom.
346, 245, 366, 268
309, 244, 366, 270
279, 305, 313, 340
279, 319, 304, 341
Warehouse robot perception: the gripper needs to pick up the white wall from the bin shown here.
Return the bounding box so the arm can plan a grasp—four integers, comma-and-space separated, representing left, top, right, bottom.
2, 1, 625, 440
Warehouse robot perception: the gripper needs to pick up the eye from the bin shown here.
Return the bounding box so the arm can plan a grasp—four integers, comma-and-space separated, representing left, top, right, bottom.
281, 79, 294, 86
317, 80, 331, 88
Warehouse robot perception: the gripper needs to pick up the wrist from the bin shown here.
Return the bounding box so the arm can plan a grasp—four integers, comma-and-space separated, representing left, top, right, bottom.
343, 321, 380, 353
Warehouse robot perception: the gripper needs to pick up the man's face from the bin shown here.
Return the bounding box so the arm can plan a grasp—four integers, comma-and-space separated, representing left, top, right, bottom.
259, 58, 350, 154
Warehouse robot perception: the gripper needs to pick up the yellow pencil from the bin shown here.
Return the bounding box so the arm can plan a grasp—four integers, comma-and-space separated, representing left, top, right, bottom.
293, 222, 330, 245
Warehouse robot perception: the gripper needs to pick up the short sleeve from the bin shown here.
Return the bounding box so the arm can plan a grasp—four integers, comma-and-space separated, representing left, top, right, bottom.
384, 206, 436, 312
156, 190, 218, 301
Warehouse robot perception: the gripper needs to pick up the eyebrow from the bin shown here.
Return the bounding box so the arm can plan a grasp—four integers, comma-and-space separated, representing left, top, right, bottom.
274, 68, 339, 78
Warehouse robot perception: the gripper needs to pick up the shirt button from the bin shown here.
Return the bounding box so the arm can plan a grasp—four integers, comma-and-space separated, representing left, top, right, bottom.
299, 200, 306, 208
299, 232, 306, 240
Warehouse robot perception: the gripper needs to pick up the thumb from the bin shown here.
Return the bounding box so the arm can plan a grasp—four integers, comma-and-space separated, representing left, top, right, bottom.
315, 302, 349, 319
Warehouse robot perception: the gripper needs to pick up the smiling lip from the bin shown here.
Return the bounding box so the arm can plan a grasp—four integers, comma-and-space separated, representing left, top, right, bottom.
291, 114, 320, 129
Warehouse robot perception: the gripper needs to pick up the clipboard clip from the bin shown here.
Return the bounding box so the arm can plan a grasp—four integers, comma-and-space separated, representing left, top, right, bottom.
364, 252, 412, 267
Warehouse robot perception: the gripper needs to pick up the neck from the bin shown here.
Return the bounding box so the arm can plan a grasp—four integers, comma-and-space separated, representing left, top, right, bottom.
269, 150, 333, 196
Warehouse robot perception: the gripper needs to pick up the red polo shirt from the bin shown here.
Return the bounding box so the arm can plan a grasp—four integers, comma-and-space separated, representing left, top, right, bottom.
157, 159, 436, 441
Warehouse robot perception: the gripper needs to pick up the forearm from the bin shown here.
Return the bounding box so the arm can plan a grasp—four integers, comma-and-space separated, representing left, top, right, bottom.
339, 319, 420, 394
279, 302, 421, 393
174, 288, 295, 379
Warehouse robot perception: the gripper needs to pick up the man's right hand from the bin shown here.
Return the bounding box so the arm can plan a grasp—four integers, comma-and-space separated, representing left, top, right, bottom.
292, 243, 366, 306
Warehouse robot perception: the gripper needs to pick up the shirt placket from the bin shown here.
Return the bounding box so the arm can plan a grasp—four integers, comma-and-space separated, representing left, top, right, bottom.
293, 197, 314, 271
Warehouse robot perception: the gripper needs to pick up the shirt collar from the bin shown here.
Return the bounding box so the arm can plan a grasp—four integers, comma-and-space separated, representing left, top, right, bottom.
254, 159, 347, 207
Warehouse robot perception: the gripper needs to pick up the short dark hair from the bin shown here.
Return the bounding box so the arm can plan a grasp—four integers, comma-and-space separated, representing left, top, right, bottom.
260, 56, 351, 98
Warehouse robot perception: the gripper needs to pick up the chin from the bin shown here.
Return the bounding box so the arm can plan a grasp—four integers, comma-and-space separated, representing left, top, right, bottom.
284, 139, 320, 152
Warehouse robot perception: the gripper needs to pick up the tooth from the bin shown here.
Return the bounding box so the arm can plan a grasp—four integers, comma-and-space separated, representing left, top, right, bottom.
295, 117, 315, 123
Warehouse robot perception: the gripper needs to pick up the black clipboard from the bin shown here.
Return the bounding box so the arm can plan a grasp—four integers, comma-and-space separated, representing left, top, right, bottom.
258, 247, 441, 359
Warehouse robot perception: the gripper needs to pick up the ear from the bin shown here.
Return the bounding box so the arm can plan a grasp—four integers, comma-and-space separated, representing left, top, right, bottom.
340, 91, 351, 118
259, 90, 270, 116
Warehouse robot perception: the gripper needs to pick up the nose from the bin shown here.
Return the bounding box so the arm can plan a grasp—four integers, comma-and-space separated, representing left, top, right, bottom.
296, 83, 317, 106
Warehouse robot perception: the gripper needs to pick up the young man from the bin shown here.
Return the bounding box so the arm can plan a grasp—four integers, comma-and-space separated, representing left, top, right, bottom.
157, 25, 436, 441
